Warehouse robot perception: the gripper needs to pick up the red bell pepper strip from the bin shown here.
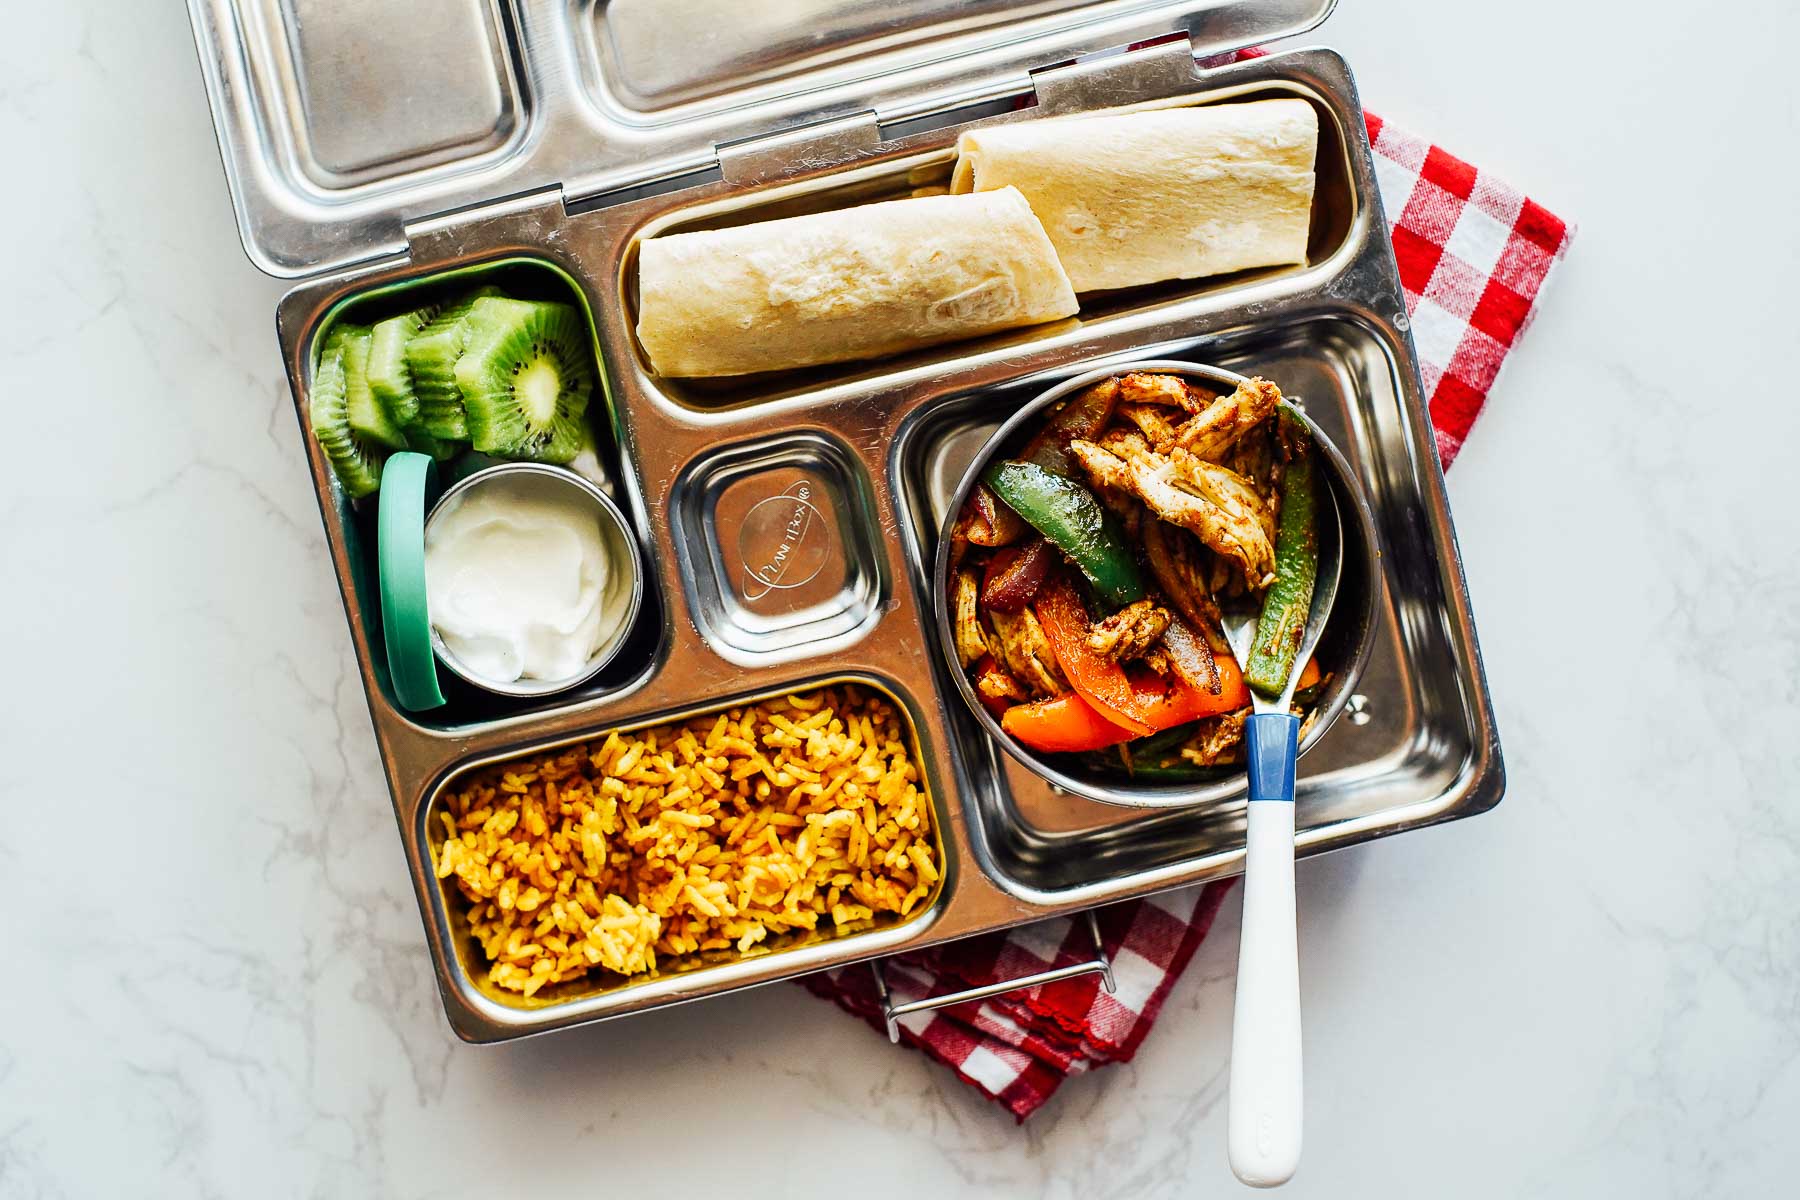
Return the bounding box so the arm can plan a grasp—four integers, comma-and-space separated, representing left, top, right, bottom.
1003, 692, 1137, 753
1129, 654, 1249, 727
1002, 654, 1251, 755
1034, 576, 1155, 736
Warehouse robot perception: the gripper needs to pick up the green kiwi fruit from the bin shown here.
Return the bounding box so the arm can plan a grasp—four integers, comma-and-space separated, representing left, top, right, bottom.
453, 297, 594, 463
308, 339, 386, 498
402, 285, 503, 440
366, 305, 440, 426
332, 324, 408, 452
400, 422, 465, 463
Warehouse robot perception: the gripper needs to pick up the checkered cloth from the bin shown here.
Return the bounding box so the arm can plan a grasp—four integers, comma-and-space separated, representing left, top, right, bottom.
1367, 112, 1573, 466
802, 102, 1572, 1120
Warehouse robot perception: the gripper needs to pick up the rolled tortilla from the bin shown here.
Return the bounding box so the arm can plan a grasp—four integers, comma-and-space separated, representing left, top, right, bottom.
952, 99, 1319, 293
635, 186, 1078, 378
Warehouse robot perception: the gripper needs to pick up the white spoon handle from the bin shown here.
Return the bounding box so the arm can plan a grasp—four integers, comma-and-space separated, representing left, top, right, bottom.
1229, 797, 1302, 1187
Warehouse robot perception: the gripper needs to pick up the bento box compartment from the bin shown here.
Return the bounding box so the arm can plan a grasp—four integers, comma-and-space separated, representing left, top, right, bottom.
590, 0, 1124, 114
273, 0, 522, 186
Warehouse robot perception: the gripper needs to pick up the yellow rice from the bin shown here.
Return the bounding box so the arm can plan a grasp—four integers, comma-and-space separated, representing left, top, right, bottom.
432, 685, 938, 997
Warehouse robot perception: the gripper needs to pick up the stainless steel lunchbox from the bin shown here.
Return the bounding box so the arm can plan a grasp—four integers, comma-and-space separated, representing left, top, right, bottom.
187, 0, 1504, 1042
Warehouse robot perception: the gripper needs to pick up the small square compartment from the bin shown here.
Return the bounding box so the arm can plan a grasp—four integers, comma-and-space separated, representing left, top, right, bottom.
300, 257, 666, 730
669, 433, 887, 665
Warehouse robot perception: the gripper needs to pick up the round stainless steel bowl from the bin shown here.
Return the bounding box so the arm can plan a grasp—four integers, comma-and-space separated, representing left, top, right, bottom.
931, 359, 1382, 810
424, 461, 645, 698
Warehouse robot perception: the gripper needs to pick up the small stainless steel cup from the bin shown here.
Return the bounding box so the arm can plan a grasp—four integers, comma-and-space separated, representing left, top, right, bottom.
931, 359, 1383, 810
423, 461, 645, 698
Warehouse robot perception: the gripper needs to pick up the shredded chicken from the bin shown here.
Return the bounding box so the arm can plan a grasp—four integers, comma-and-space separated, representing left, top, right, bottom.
1173, 377, 1284, 461
986, 606, 1065, 696
1182, 384, 1221, 413
1118, 372, 1191, 408
1069, 430, 1276, 588
1169, 448, 1278, 572
1224, 422, 1281, 536
1179, 708, 1251, 766
1115, 372, 1220, 414
1225, 421, 1276, 487
952, 570, 991, 667
976, 661, 1029, 706
1085, 599, 1171, 661
1089, 478, 1144, 526
1141, 520, 1228, 652
1118, 403, 1183, 452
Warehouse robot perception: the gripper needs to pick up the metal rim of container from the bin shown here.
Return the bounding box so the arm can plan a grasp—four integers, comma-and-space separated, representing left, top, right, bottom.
423, 460, 646, 698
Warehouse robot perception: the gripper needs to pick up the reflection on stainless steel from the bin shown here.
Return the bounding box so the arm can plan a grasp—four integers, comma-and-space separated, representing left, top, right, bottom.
669, 432, 888, 665
592, 0, 1106, 112
188, 0, 1335, 274
269, 0, 520, 184
265, 47, 1500, 1042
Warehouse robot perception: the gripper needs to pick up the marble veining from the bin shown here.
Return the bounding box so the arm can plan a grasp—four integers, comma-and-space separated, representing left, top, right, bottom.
4, 1, 1798, 1196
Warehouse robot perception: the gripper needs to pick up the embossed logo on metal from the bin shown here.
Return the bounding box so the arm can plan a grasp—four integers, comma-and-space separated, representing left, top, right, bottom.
738, 482, 831, 600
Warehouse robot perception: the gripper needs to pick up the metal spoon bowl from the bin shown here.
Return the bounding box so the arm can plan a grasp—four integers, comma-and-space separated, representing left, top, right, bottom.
1221, 473, 1344, 716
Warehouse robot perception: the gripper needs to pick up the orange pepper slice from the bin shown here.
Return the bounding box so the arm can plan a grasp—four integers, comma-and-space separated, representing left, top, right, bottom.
1034, 577, 1156, 736
1003, 692, 1138, 753
1129, 653, 1250, 727
1002, 657, 1252, 755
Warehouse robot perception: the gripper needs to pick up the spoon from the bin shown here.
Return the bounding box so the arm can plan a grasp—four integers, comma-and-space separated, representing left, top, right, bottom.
1219, 478, 1343, 1188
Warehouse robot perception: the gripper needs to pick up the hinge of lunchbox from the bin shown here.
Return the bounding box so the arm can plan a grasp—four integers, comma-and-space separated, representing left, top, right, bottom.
714, 109, 884, 188
1029, 32, 1201, 117
401, 185, 570, 264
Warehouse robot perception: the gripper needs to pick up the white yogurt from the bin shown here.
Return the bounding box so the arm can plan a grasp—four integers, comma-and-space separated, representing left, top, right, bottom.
423, 472, 624, 686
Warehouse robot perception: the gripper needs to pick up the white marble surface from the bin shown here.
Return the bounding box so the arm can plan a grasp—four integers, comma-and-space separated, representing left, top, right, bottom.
5, 2, 1799, 1196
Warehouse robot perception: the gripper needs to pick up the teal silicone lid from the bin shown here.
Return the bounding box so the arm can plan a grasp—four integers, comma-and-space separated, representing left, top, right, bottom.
378, 452, 445, 712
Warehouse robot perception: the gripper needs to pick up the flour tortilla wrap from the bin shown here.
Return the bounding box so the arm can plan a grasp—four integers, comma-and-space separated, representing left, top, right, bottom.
952, 99, 1319, 294
634, 186, 1078, 378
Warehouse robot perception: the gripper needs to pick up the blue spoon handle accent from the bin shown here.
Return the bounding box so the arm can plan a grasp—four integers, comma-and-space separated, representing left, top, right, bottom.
1245, 712, 1300, 802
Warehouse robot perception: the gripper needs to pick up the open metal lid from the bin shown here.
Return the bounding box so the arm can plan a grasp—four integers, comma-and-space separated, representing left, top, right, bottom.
187, 0, 1335, 277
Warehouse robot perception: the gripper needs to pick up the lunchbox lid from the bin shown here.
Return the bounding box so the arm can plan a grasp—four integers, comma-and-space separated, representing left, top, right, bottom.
187, 0, 1335, 278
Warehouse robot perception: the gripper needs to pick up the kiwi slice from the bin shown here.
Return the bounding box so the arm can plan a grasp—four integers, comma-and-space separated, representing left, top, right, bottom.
453, 297, 594, 463
400, 421, 465, 464
402, 285, 503, 440
366, 305, 440, 427
331, 324, 408, 452
309, 339, 386, 498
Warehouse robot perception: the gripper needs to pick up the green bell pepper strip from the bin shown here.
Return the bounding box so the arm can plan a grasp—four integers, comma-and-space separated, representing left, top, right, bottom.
983, 460, 1145, 609
1243, 414, 1320, 697
1126, 719, 1203, 762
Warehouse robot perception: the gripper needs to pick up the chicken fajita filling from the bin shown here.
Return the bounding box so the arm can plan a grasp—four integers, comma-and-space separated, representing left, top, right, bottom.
947, 372, 1328, 779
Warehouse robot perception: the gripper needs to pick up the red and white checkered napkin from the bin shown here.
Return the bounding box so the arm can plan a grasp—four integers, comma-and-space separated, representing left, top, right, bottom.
803, 111, 1572, 1120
